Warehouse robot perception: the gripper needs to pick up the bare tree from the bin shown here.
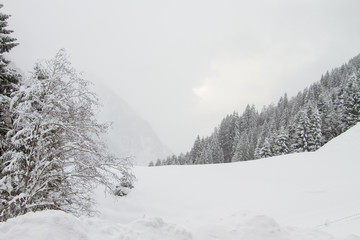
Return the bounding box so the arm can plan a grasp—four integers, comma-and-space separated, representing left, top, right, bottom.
0, 50, 135, 221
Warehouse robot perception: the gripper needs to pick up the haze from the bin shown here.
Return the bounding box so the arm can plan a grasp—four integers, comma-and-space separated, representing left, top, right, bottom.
3, 0, 360, 154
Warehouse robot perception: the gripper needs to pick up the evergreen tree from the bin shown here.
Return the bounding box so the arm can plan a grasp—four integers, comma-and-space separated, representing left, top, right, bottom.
307, 105, 322, 151
272, 127, 290, 155
196, 144, 212, 164
218, 115, 234, 163
278, 93, 290, 128
183, 152, 191, 165
190, 135, 202, 164
291, 109, 311, 152
257, 138, 273, 159
241, 105, 258, 131
231, 115, 241, 157
155, 159, 162, 166
0, 4, 20, 156
317, 92, 341, 143
291, 104, 322, 152
340, 71, 360, 130
210, 129, 224, 164
0, 4, 18, 77
177, 153, 186, 165
232, 133, 251, 161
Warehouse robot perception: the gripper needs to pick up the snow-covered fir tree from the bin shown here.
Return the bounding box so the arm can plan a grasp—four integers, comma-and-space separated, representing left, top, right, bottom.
231, 133, 251, 161
197, 144, 212, 164
272, 127, 290, 156
210, 129, 224, 164
0, 4, 20, 158
257, 138, 273, 159
291, 103, 322, 152
190, 135, 202, 164
340, 71, 360, 131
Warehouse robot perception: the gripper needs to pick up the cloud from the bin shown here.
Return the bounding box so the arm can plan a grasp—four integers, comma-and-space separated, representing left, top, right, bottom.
192, 47, 323, 115
193, 59, 268, 114
193, 83, 213, 100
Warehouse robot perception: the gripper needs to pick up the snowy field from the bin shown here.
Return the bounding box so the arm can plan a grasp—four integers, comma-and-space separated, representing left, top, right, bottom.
1, 124, 360, 240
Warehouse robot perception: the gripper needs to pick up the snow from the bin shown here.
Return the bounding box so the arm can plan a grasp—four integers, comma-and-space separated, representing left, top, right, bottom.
1, 124, 360, 240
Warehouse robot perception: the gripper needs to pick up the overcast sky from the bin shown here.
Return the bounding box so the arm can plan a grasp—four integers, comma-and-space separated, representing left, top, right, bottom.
3, 0, 360, 154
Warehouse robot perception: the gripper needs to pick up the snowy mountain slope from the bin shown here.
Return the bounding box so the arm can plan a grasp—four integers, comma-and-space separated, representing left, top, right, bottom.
94, 84, 171, 166
96, 123, 360, 238
1, 124, 360, 240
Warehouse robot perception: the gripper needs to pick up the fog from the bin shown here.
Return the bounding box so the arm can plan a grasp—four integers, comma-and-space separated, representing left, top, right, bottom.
3, 0, 360, 154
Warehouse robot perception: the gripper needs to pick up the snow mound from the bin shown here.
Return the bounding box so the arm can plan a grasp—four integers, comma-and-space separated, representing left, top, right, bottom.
2, 210, 359, 240
183, 211, 360, 240
0, 211, 88, 240
127, 218, 192, 240
0, 210, 192, 240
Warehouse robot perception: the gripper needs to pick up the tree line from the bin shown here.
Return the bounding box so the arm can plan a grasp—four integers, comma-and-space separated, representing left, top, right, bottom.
0, 5, 135, 222
150, 54, 360, 166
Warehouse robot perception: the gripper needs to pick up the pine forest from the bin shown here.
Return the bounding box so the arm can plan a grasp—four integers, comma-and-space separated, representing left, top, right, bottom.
151, 54, 360, 166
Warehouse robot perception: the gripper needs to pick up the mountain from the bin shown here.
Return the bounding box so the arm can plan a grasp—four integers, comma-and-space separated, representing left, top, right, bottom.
155, 53, 360, 166
94, 84, 171, 166
1, 124, 359, 240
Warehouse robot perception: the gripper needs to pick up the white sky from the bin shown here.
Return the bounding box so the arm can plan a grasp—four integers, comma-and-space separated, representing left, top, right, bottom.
3, 0, 360, 154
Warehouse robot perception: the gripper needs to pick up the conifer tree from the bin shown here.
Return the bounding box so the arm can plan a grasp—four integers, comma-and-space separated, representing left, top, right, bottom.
340, 71, 360, 130
218, 115, 234, 163
0, 4, 20, 156
0, 4, 18, 77
291, 109, 311, 152
210, 129, 224, 164
307, 105, 322, 151
291, 104, 322, 152
233, 133, 251, 161
155, 159, 162, 166
231, 140, 242, 162
190, 135, 202, 164
258, 138, 273, 159
272, 127, 290, 155
197, 144, 212, 164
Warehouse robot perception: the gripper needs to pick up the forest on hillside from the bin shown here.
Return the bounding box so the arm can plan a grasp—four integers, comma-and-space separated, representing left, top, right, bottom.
151, 54, 360, 166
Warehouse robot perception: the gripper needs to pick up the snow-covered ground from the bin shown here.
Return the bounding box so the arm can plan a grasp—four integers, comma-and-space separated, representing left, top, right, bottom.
1, 124, 360, 240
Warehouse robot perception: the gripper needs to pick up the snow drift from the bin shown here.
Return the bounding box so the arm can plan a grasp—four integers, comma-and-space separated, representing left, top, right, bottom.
1, 124, 360, 240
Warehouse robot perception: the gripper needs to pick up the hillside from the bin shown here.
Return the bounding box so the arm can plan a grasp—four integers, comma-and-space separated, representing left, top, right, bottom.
1, 124, 359, 239
94, 84, 172, 166
154, 53, 360, 166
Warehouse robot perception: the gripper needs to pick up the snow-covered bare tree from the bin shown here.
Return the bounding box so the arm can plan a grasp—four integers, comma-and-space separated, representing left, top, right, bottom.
0, 50, 135, 221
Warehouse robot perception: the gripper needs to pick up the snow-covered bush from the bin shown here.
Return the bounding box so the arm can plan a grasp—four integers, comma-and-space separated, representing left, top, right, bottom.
114, 175, 135, 197
0, 50, 135, 221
